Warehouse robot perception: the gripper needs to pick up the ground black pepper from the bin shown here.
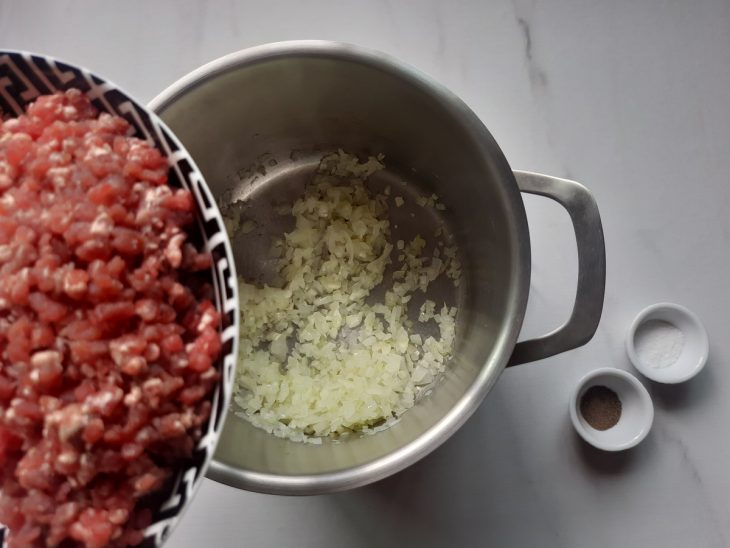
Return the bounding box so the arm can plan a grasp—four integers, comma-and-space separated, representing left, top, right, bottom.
580, 385, 622, 430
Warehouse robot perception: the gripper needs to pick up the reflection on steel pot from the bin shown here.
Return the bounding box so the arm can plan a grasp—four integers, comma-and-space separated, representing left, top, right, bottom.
149, 41, 605, 495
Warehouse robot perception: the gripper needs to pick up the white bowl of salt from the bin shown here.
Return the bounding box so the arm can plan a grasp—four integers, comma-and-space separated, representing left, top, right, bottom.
626, 303, 709, 383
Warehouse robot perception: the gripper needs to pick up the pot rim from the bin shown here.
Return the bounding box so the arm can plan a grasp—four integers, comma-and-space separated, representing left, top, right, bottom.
150, 40, 530, 494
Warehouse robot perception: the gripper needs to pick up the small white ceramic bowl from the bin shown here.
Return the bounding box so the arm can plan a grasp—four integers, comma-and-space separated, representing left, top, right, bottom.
570, 368, 653, 451
626, 303, 708, 384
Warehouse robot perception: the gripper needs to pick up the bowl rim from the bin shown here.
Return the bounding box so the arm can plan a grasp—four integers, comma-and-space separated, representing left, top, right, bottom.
625, 302, 708, 384
569, 367, 654, 451
0, 48, 239, 545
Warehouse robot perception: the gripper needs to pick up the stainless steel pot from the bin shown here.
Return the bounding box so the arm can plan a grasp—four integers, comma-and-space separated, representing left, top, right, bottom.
149, 41, 605, 495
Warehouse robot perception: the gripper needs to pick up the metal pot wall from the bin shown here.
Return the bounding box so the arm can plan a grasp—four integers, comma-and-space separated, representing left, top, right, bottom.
150, 41, 605, 495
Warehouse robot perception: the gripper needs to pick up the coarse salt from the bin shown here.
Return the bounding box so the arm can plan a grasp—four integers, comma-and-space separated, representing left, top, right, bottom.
634, 319, 684, 368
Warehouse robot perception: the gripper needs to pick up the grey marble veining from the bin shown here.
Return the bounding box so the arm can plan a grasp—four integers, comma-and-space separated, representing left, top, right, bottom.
3, 1, 730, 546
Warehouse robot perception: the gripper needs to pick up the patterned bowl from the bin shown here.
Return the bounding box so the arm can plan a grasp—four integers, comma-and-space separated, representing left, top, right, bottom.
0, 51, 238, 547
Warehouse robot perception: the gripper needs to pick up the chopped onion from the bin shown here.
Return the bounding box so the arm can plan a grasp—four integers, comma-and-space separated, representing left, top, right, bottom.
226, 151, 461, 443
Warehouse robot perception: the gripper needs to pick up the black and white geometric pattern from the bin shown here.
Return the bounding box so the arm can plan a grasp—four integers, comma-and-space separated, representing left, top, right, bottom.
0, 51, 239, 547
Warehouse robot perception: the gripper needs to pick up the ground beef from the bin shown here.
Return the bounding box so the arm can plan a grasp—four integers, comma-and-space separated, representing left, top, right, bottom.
0, 90, 222, 547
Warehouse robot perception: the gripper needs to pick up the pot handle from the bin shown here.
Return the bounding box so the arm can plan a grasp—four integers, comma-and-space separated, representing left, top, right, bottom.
508, 171, 605, 367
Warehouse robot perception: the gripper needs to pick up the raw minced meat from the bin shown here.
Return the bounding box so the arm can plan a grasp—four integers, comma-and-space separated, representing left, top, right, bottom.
0, 90, 222, 547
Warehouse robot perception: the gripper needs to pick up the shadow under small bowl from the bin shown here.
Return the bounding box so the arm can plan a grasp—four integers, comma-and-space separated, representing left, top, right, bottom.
626, 303, 708, 384
570, 368, 653, 451
0, 50, 238, 547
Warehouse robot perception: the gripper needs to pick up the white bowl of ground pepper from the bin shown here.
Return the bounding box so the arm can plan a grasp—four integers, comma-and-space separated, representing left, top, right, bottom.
626, 303, 709, 384
570, 368, 654, 451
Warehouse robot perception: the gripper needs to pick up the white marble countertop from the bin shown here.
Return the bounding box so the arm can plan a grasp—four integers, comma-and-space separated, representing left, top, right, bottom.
4, 1, 730, 546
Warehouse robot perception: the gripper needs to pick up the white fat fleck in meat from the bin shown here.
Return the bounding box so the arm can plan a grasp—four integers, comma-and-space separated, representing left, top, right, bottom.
128, 141, 145, 152
145, 343, 160, 361
142, 186, 172, 208
64, 272, 88, 296
164, 233, 186, 267
200, 368, 217, 381
173, 356, 189, 369
40, 397, 61, 414
62, 106, 77, 119
46, 166, 72, 188
170, 282, 185, 300
46, 403, 89, 442
0, 193, 15, 208
0, 245, 11, 262
135, 300, 156, 321
87, 391, 114, 408
110, 340, 135, 366
136, 186, 172, 225
39, 265, 53, 281
196, 308, 217, 333
123, 356, 146, 375
124, 386, 142, 407
83, 388, 121, 413
109, 509, 128, 525
57, 451, 78, 465
181, 409, 195, 428
89, 211, 114, 236
84, 144, 112, 160
142, 378, 162, 392
30, 350, 62, 370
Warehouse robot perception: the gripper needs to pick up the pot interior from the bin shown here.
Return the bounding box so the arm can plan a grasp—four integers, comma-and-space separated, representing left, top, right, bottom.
153, 46, 527, 491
